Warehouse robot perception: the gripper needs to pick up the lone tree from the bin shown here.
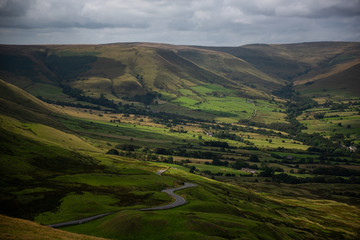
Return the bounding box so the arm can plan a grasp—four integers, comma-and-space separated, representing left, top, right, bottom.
189, 166, 196, 173
106, 149, 119, 155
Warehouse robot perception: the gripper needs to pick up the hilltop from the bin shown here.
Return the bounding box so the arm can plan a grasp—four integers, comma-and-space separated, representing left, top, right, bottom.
202, 42, 360, 99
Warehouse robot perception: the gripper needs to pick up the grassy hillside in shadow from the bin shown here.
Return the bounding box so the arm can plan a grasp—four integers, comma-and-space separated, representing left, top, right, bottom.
202, 42, 360, 98
0, 214, 108, 240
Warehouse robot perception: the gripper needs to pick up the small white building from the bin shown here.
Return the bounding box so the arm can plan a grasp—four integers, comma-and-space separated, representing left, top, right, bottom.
241, 168, 257, 174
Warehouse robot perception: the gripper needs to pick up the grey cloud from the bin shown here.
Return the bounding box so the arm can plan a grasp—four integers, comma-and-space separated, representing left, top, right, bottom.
315, 3, 360, 18
0, 0, 152, 29
226, 0, 360, 18
0, 0, 359, 45
0, 0, 34, 17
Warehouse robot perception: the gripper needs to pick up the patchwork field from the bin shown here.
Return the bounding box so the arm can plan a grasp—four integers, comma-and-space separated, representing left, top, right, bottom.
1, 42, 360, 240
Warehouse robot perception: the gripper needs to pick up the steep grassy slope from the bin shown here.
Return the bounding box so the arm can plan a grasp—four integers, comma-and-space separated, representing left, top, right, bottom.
296, 62, 360, 98
0, 43, 281, 102
200, 45, 311, 81
0, 79, 61, 125
0, 83, 178, 228
203, 42, 360, 98
0, 214, 108, 240
1, 42, 359, 102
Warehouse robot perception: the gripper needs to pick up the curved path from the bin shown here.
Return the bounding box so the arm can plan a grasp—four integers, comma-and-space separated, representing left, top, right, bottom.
140, 182, 197, 211
47, 173, 196, 228
156, 167, 169, 175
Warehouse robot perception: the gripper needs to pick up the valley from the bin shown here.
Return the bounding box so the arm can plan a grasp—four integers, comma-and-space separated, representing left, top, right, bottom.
0, 42, 360, 240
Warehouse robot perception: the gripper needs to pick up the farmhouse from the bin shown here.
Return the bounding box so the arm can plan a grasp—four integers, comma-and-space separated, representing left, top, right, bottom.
241, 168, 257, 174
348, 146, 357, 152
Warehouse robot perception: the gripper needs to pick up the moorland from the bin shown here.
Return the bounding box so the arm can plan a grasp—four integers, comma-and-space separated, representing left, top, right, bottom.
0, 41, 360, 240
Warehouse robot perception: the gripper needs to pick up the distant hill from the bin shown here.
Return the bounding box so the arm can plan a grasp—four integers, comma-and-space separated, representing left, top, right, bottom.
0, 41, 359, 112
0, 43, 283, 104
202, 42, 360, 97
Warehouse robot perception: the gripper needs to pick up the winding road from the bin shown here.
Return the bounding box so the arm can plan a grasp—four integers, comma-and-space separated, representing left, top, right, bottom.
140, 182, 197, 211
47, 168, 196, 228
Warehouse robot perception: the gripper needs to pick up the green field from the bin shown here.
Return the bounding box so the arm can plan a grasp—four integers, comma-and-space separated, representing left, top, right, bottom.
186, 163, 251, 176
172, 84, 286, 123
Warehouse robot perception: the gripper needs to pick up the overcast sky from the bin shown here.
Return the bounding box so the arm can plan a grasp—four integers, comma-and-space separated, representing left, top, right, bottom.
0, 0, 359, 46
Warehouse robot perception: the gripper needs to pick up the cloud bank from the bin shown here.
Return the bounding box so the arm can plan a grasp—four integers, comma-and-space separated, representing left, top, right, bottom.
0, 0, 359, 45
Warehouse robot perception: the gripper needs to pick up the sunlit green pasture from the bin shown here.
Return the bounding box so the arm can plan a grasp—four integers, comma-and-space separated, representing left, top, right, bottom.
172, 95, 254, 122
35, 192, 121, 225
246, 132, 309, 150
172, 85, 286, 123
186, 163, 251, 176
52, 173, 175, 191
298, 109, 360, 141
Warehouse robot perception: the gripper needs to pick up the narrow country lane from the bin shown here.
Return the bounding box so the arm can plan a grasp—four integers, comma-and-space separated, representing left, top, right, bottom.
140, 183, 197, 211
47, 168, 196, 228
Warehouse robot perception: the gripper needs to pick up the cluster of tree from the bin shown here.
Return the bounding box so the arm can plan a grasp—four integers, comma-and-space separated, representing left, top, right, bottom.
201, 170, 237, 177
175, 149, 220, 160
62, 85, 119, 109
332, 191, 360, 198
286, 94, 318, 119
312, 167, 360, 177
271, 154, 319, 164
249, 155, 260, 162
213, 132, 243, 141
314, 112, 326, 119
258, 167, 275, 177
238, 146, 259, 150
147, 146, 223, 160
169, 128, 188, 133
212, 132, 254, 145
200, 170, 227, 176
329, 103, 348, 111
231, 159, 259, 170
153, 148, 173, 155
211, 157, 229, 166
202, 122, 289, 139
301, 133, 348, 155
272, 84, 294, 99
272, 173, 360, 184
56, 85, 207, 127
202, 141, 229, 148
107, 148, 174, 163
115, 144, 141, 151
237, 119, 295, 135
276, 85, 350, 155
154, 116, 199, 127
124, 92, 158, 105
36, 96, 102, 110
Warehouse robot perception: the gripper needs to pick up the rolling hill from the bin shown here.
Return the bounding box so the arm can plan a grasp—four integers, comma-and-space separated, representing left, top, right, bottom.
0, 214, 107, 240
1, 41, 359, 114
0, 43, 280, 102
203, 42, 360, 98
0, 79, 60, 125
1, 42, 360, 240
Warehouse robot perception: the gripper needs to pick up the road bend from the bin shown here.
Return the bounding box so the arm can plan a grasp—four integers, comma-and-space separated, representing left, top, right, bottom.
47, 181, 197, 228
